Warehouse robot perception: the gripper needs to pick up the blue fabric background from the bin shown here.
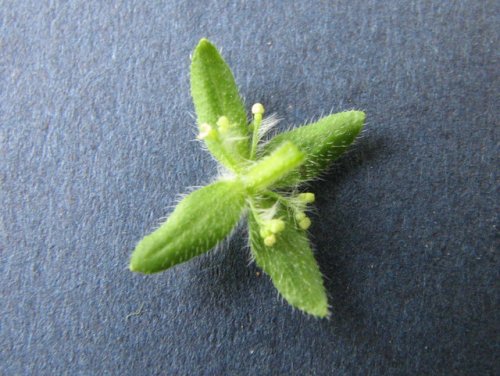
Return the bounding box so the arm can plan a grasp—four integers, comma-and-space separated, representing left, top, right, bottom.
1, 1, 498, 374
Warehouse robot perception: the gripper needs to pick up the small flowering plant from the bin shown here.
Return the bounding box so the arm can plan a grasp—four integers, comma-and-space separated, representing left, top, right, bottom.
129, 39, 365, 318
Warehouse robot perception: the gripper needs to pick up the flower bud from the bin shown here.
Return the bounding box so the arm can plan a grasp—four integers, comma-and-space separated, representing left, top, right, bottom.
251, 103, 265, 115
197, 123, 215, 140
264, 234, 276, 247
295, 211, 306, 221
216, 116, 231, 133
299, 216, 312, 230
260, 227, 272, 238
269, 218, 285, 234
298, 192, 315, 203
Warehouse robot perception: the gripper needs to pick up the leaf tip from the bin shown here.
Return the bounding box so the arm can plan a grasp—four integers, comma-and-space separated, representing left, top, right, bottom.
348, 110, 366, 133
309, 303, 330, 318
129, 241, 157, 274
129, 250, 146, 274
194, 38, 215, 55
129, 261, 138, 273
295, 291, 329, 318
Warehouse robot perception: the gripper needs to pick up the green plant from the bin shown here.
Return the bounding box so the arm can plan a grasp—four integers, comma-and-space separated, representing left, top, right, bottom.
129, 38, 365, 318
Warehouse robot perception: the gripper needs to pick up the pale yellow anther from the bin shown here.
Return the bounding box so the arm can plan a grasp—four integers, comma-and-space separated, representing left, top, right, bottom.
251, 103, 265, 115
216, 116, 230, 133
269, 219, 285, 234
197, 123, 214, 140
264, 234, 276, 247
298, 192, 315, 204
299, 216, 312, 230
260, 228, 272, 239
295, 211, 306, 221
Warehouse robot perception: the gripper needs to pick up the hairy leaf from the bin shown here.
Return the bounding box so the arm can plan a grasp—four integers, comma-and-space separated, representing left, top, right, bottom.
262, 110, 365, 187
190, 39, 249, 164
249, 205, 329, 318
130, 180, 246, 274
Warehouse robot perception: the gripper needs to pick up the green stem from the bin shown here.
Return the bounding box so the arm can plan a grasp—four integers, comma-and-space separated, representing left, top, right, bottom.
247, 198, 265, 226
264, 190, 290, 206
249, 115, 262, 160
243, 141, 305, 192
264, 190, 305, 219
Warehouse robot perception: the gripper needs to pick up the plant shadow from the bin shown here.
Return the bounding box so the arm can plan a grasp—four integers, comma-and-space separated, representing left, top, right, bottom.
310, 134, 388, 331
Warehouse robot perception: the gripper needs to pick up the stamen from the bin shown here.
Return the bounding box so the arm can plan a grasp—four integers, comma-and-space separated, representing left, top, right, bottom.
298, 216, 312, 230
298, 192, 315, 203
295, 211, 306, 221
260, 228, 272, 238
264, 234, 276, 247
269, 218, 285, 234
249, 103, 265, 160
197, 123, 215, 140
216, 116, 231, 133
252, 102, 265, 117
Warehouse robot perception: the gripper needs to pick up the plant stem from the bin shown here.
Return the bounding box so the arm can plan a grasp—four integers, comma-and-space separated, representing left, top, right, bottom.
247, 198, 265, 226
264, 190, 304, 219
249, 116, 262, 160
243, 142, 304, 192
264, 190, 290, 206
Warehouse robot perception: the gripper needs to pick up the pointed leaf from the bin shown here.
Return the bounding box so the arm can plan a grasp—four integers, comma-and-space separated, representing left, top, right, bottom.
190, 39, 249, 162
249, 206, 329, 317
262, 110, 365, 187
130, 180, 246, 274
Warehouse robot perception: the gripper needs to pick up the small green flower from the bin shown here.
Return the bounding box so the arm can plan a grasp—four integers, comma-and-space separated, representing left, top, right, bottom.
129, 39, 365, 318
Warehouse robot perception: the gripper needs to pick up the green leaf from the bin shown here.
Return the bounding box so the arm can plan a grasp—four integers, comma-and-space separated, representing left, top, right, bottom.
242, 141, 305, 192
190, 39, 249, 164
130, 180, 247, 274
248, 204, 329, 318
262, 110, 365, 187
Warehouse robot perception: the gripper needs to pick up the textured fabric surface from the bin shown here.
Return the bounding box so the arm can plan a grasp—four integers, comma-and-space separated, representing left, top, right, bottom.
1, 1, 498, 374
